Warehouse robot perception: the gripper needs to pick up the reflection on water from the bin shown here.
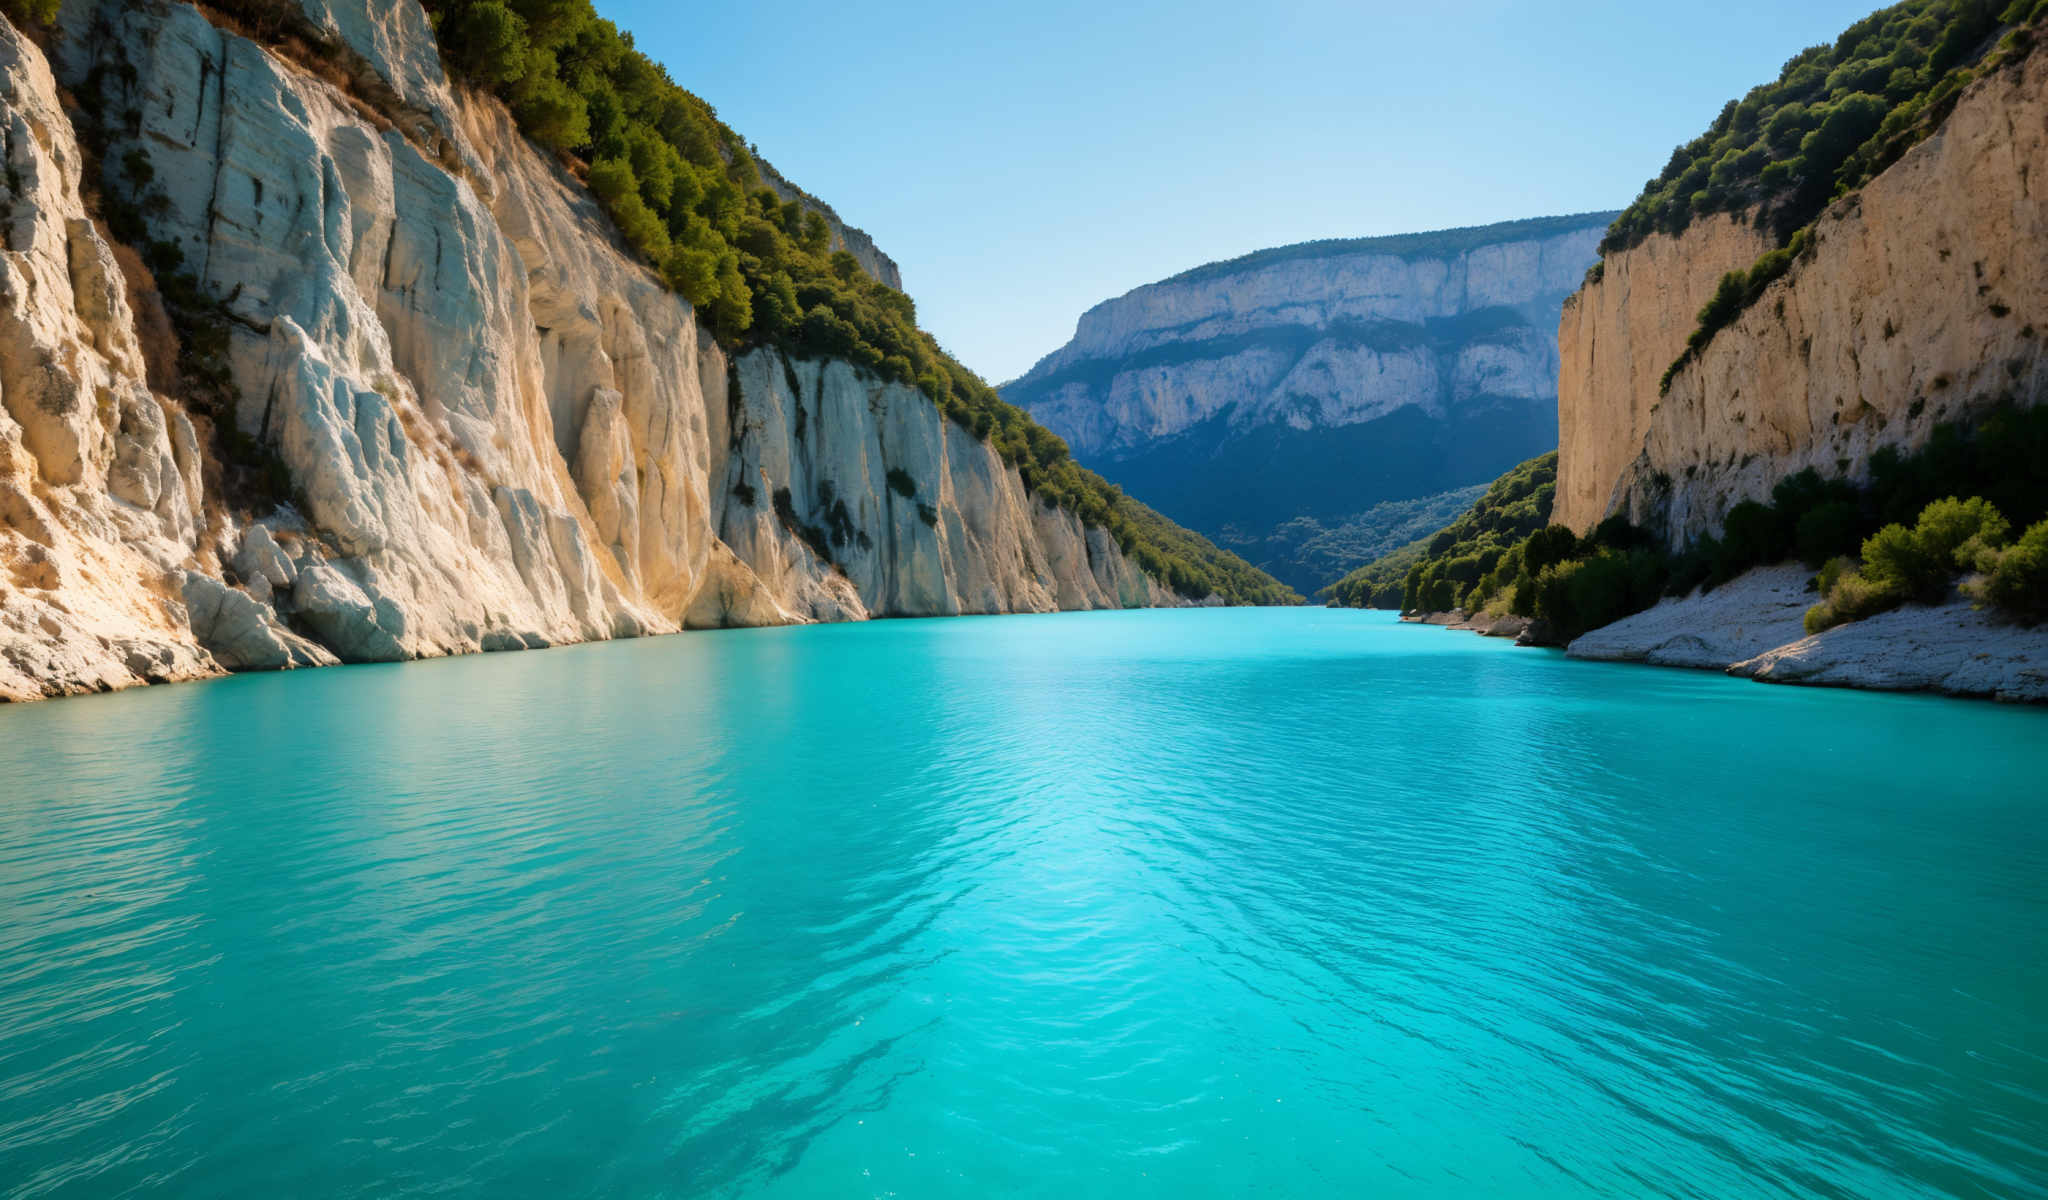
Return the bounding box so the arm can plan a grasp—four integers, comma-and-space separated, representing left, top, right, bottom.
0, 608, 2043, 1198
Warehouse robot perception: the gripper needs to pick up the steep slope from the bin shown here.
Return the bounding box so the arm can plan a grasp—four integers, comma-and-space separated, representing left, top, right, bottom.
1558, 1, 2048, 543
754, 157, 902, 292
1002, 214, 1613, 592
0, 0, 1277, 703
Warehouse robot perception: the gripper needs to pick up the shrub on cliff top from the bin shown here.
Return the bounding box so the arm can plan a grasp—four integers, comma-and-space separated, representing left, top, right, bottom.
1601, 0, 2036, 258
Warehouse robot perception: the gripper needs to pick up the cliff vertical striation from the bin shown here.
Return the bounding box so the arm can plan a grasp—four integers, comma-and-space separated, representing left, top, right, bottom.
0, 0, 1202, 702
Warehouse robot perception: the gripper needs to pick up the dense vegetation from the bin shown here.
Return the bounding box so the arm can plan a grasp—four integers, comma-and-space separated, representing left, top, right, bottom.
1111, 498, 1301, 606
1332, 405, 2048, 640
1604, 0, 2043, 255
1805, 495, 2048, 630
1231, 483, 1487, 597
1594, 0, 2047, 389
1323, 454, 1557, 610
407, 0, 1290, 604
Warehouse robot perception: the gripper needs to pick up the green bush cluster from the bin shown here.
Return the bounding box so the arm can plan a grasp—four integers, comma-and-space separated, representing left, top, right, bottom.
1975, 519, 2048, 621
418, 0, 1293, 604
1333, 404, 2048, 642
1525, 548, 1672, 642
1806, 495, 2027, 631
1323, 453, 1557, 610
1597, 0, 2044, 388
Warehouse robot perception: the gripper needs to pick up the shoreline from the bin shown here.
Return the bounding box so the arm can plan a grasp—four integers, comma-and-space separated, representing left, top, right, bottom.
0, 599, 1256, 708
1383, 563, 2048, 705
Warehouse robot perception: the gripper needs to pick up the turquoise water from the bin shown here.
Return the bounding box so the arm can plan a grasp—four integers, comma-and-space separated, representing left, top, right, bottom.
1, 608, 2045, 1199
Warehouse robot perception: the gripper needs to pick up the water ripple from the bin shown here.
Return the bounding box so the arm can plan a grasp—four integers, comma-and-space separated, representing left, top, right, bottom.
0, 609, 2043, 1198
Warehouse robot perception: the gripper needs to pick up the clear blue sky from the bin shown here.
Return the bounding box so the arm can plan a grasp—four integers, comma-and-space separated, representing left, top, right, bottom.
595, 0, 1883, 383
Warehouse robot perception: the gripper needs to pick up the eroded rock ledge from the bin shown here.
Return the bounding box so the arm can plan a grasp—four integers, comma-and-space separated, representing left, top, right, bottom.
1398, 566, 2048, 705
1566, 565, 2048, 704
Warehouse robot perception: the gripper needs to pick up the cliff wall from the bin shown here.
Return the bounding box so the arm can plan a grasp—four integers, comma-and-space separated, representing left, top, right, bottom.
1556, 42, 2048, 545
0, 0, 1175, 702
1553, 216, 1773, 535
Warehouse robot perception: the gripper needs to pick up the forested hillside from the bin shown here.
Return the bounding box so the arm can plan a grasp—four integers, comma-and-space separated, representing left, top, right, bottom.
1325, 455, 1556, 610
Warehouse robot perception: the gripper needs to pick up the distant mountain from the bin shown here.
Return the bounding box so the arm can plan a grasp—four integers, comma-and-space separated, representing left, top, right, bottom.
1002, 213, 1615, 593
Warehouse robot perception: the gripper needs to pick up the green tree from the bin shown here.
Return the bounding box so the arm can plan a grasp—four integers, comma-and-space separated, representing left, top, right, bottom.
436, 1, 530, 86
1979, 519, 2048, 622
1910, 495, 2008, 566
1859, 522, 1946, 601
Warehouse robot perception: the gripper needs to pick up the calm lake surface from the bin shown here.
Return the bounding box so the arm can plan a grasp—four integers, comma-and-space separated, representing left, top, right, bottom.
1, 607, 2044, 1198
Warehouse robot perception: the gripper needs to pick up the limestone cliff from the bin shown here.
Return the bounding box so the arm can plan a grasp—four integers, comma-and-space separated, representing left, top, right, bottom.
1557, 39, 2048, 545
1553, 215, 1774, 535
1002, 215, 1613, 592
0, 0, 1180, 703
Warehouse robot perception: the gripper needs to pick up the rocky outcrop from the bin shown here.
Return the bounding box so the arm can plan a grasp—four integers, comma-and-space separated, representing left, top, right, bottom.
0, 0, 1180, 703
1556, 42, 2048, 544
0, 13, 217, 700
712, 352, 1175, 622
1003, 214, 1614, 592
1566, 563, 1814, 669
1565, 565, 2048, 704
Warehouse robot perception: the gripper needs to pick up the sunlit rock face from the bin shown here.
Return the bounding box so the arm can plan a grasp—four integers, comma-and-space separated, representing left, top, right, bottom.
0, 0, 1174, 702
1003, 215, 1612, 592
1556, 46, 2048, 546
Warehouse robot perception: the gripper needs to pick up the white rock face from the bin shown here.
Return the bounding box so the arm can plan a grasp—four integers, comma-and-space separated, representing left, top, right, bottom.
713, 352, 1175, 622
0, 15, 215, 701
0, 0, 1182, 703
